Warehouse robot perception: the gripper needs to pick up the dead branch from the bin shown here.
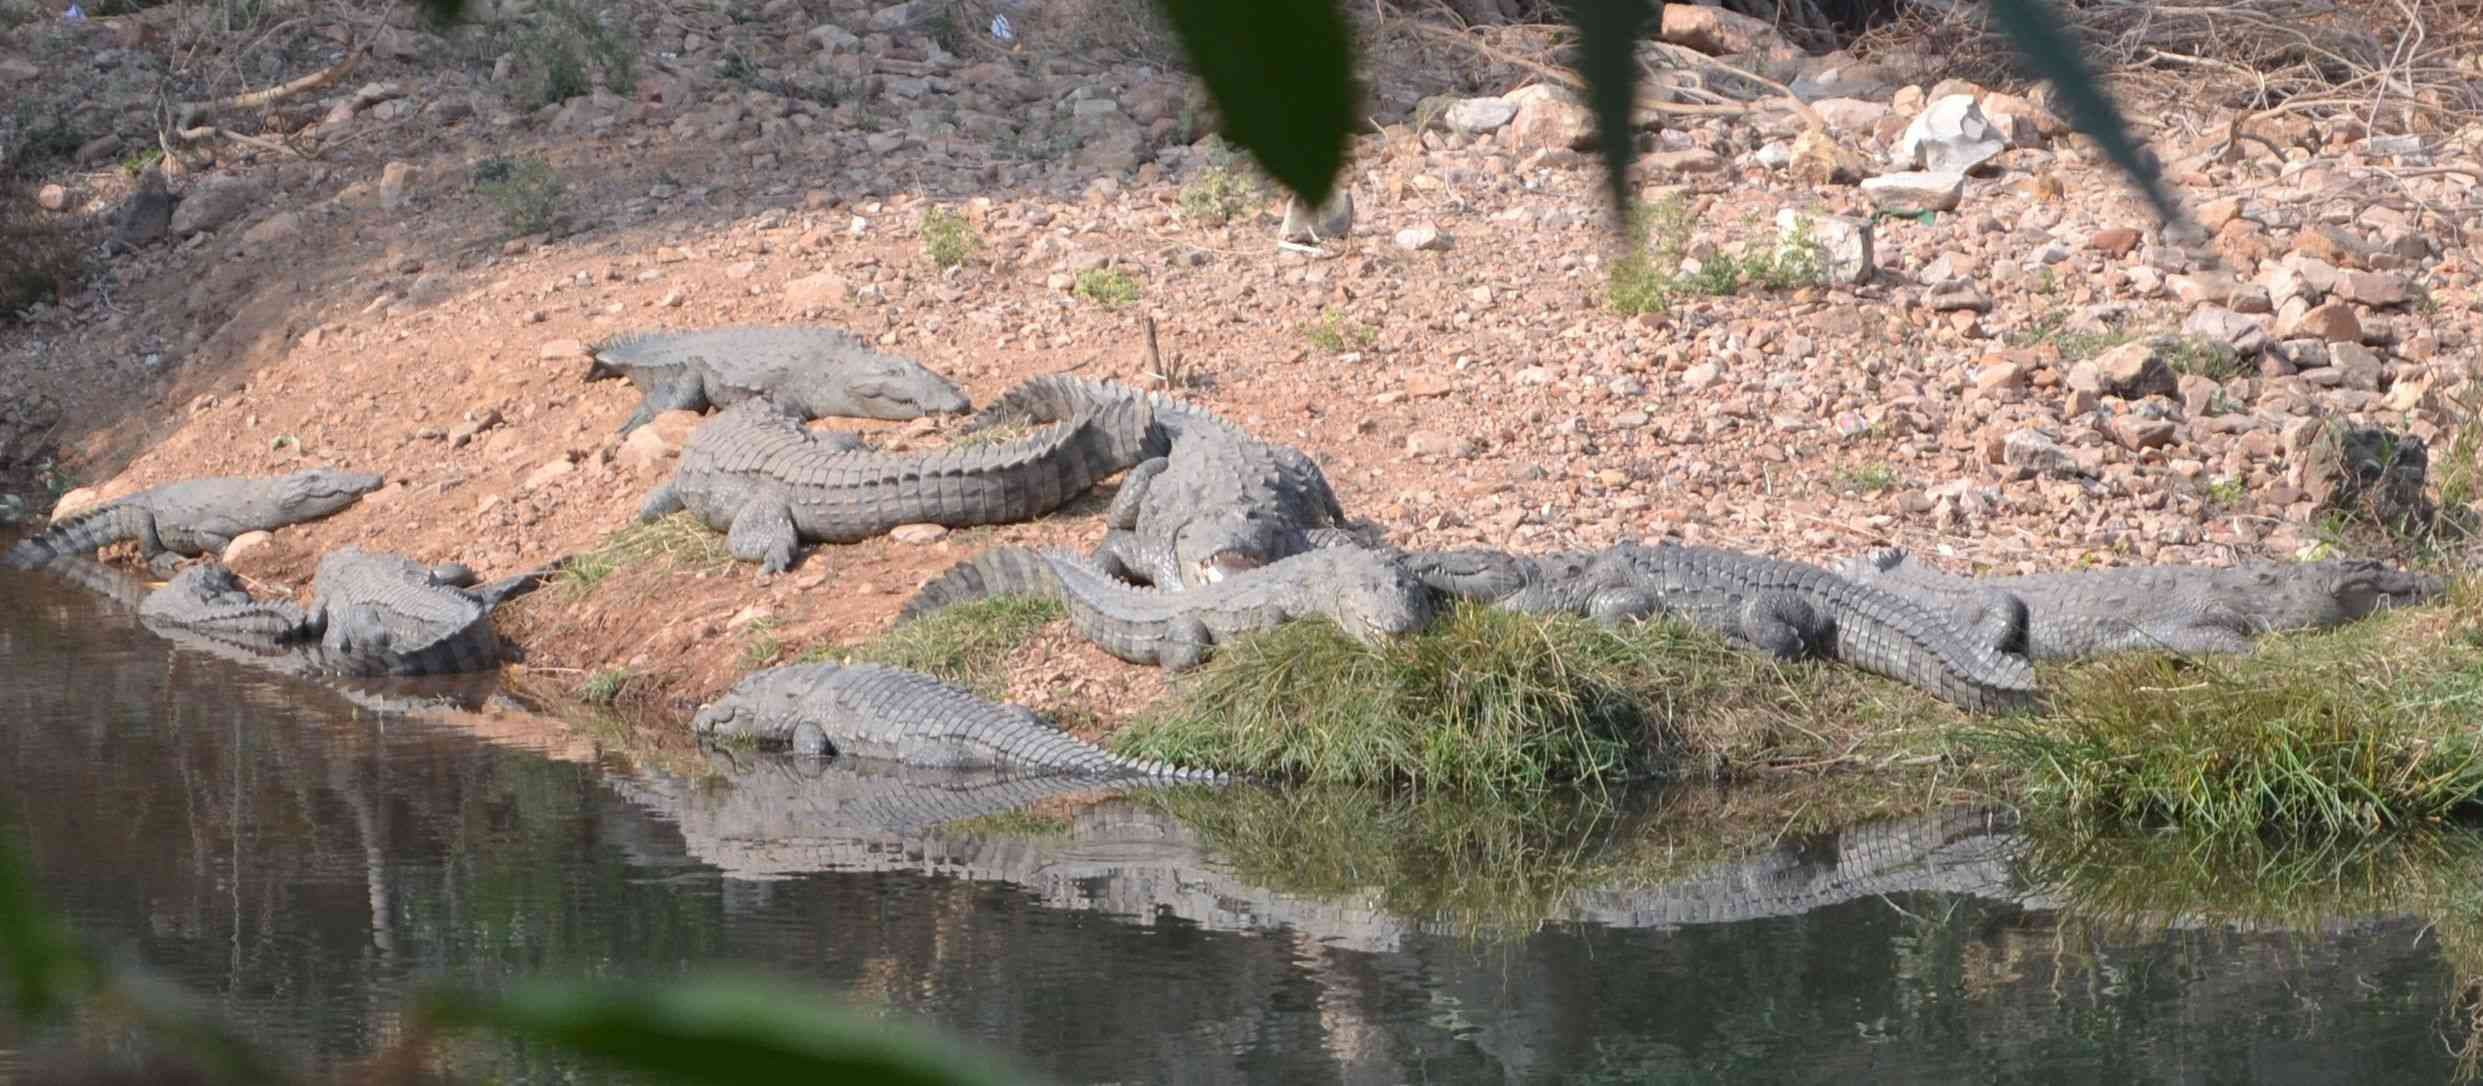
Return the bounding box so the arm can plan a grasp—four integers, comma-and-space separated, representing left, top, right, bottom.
174, 43, 361, 131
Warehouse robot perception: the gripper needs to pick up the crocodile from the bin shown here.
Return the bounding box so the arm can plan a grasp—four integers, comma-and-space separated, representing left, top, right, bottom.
585, 326, 971, 435
897, 544, 1436, 671
1402, 541, 2040, 713
136, 547, 560, 677
1832, 546, 2447, 661
691, 662, 1225, 779
33, 554, 511, 715
959, 373, 1371, 589
1, 468, 385, 575
640, 393, 1155, 573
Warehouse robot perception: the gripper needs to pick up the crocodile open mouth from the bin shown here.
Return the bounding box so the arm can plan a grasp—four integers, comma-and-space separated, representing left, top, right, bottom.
1196, 551, 1265, 583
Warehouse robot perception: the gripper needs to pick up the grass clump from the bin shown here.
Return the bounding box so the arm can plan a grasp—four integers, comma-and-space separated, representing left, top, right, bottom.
821, 596, 1064, 698
2008, 309, 2137, 361
474, 156, 566, 237
2159, 333, 2246, 380
558, 512, 734, 595
577, 666, 634, 705
1111, 601, 1943, 794
1836, 462, 1899, 495
1072, 268, 1140, 307
1964, 579, 2483, 835
920, 207, 981, 270
1299, 310, 1374, 354
1604, 198, 1827, 316
1177, 165, 1259, 225
509, 0, 638, 108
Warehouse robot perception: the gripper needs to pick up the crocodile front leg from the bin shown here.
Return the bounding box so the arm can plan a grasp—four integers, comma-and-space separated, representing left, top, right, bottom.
617, 377, 712, 435
726, 499, 801, 573
1156, 614, 1213, 672
638, 482, 683, 521
1726, 592, 1825, 660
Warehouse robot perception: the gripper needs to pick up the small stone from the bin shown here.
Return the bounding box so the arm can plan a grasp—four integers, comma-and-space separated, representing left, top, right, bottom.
1860, 171, 1964, 214
1926, 282, 1991, 313
2296, 301, 2363, 344
2093, 341, 2176, 399
222, 531, 274, 563
2334, 270, 2410, 308
2110, 415, 2178, 450
2002, 428, 2081, 477
1443, 97, 1518, 134
1406, 430, 1473, 458
1645, 148, 1724, 175
785, 271, 850, 311
1894, 94, 2007, 174
2088, 227, 2141, 256
889, 523, 948, 544
1681, 362, 1722, 390
521, 458, 575, 491
450, 408, 504, 447
1973, 361, 2027, 392
539, 338, 591, 360
34, 184, 67, 211
1779, 209, 1872, 284
1393, 223, 1449, 251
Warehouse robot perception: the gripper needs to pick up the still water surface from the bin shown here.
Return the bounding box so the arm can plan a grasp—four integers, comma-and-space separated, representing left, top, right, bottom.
0, 564, 2472, 1084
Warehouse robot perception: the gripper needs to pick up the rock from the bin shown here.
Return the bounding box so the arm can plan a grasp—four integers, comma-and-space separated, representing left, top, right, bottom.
2328, 341, 2385, 390
2304, 424, 2431, 527
521, 457, 575, 491
1406, 430, 1474, 458
1978, 91, 2059, 146
1393, 223, 1449, 251
1660, 4, 1784, 54
1505, 83, 1595, 152
1645, 148, 1725, 175
785, 271, 850, 311
378, 160, 415, 211
1811, 98, 1890, 133
2109, 415, 2178, 451
2182, 305, 2267, 356
1860, 171, 1963, 214
1893, 94, 2007, 175
74, 134, 123, 166
49, 487, 104, 524
1787, 127, 1867, 186
2002, 428, 2081, 478
1279, 188, 1353, 243
2088, 227, 2141, 256
238, 211, 301, 249
168, 174, 266, 236
538, 338, 591, 361
449, 408, 504, 447
1926, 282, 1991, 313
2295, 301, 2363, 344
2093, 340, 2177, 399
2292, 224, 2373, 269
1974, 361, 2026, 392
888, 523, 948, 544
1680, 362, 1722, 390
1780, 209, 1872, 284
2334, 270, 2411, 308
1443, 97, 1517, 134
221, 531, 273, 563
34, 184, 67, 211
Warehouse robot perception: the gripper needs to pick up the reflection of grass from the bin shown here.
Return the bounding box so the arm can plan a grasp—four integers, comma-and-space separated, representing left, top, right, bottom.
2026, 823, 2483, 1081
1965, 578, 2483, 835
1146, 778, 1946, 943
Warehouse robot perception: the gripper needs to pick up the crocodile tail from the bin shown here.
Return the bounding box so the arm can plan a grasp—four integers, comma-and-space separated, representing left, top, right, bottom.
963, 374, 1241, 462
1820, 575, 2042, 715
3, 503, 145, 569
470, 555, 575, 610
31, 554, 153, 609
897, 546, 1070, 624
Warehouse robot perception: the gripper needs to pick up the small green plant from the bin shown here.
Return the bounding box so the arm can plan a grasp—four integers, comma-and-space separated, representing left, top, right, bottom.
823, 595, 1065, 697
1299, 310, 1374, 353
2159, 334, 2245, 380
2008, 309, 2136, 361
1177, 165, 1260, 225
116, 147, 163, 178
1836, 462, 1899, 495
476, 156, 566, 237
558, 512, 734, 595
920, 207, 981, 270
509, 0, 638, 108
1073, 268, 1140, 307
740, 618, 784, 669
577, 666, 633, 705
2202, 476, 2247, 509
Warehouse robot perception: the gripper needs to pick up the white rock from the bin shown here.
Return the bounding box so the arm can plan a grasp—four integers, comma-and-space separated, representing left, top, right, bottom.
1443, 97, 1518, 134
1777, 208, 1873, 285
1893, 94, 2006, 175
1860, 171, 1964, 214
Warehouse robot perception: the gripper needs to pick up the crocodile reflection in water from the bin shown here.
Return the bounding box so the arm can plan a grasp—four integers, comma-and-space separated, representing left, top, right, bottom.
604, 751, 2051, 951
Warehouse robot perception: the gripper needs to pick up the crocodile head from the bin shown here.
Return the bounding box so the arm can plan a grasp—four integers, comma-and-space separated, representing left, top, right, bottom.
690, 666, 821, 748
1173, 513, 1297, 588
1321, 549, 1439, 645
806, 355, 971, 421
278, 468, 386, 516
2315, 558, 2446, 621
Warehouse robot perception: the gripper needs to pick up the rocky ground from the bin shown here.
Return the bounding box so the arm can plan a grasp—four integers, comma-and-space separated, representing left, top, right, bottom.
2, 0, 2477, 734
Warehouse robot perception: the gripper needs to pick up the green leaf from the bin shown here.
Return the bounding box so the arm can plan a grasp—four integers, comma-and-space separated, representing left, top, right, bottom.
1152, 0, 1356, 209
1558, 0, 1657, 221
419, 975, 1044, 1086
1986, 0, 2192, 232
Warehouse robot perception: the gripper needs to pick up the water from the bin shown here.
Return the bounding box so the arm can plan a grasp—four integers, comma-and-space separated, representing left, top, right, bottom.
1, 564, 2473, 1084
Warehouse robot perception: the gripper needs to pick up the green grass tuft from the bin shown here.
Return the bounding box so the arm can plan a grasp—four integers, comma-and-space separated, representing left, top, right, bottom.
558, 512, 734, 595
475, 156, 566, 237
1177, 165, 1259, 225
1299, 309, 1374, 354
920, 207, 981, 270
816, 596, 1065, 698
1111, 601, 1947, 795
577, 666, 634, 705
1963, 579, 2483, 834
1072, 268, 1140, 307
